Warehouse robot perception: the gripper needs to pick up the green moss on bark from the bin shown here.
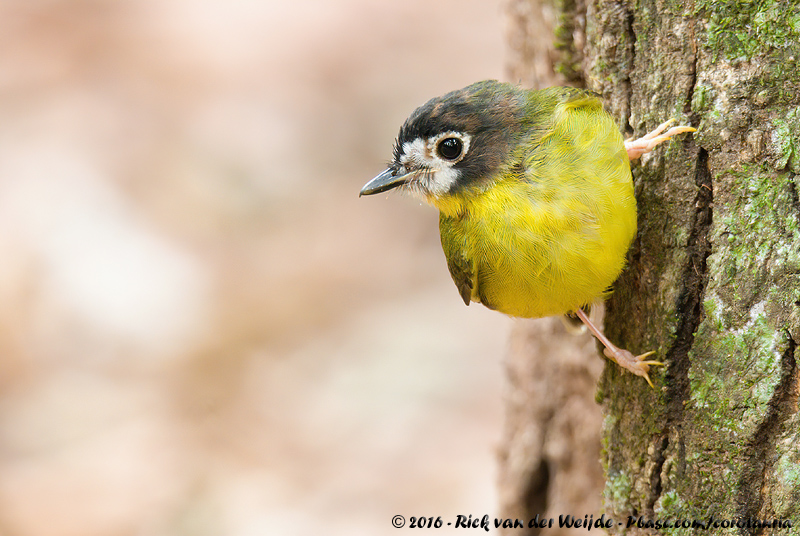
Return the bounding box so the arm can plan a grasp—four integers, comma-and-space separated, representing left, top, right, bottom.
698, 0, 800, 62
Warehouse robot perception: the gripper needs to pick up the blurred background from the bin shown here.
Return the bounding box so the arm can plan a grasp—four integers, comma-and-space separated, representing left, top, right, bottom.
0, 1, 514, 534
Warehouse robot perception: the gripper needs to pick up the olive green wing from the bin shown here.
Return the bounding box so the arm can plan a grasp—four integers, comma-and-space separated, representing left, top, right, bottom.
527, 87, 606, 130
519, 86, 608, 152
544, 86, 604, 110
439, 214, 475, 307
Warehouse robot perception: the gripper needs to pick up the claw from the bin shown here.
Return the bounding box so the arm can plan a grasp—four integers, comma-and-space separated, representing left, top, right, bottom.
642, 372, 654, 389
638, 119, 675, 140
625, 120, 696, 160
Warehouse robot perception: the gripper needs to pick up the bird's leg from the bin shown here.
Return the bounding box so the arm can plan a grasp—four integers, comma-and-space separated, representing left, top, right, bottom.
574, 308, 663, 388
625, 119, 696, 160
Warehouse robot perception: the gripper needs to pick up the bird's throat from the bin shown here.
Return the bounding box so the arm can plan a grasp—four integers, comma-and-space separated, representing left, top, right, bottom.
426, 192, 472, 219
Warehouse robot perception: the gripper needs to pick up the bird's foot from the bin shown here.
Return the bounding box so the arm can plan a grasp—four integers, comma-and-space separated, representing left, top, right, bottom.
602, 348, 664, 389
625, 119, 696, 160
573, 307, 663, 388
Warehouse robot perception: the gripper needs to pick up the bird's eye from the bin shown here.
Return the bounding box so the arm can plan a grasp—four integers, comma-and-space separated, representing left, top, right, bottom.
437, 137, 463, 160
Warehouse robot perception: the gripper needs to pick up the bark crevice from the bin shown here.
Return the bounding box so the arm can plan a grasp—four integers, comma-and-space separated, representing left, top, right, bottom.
684, 20, 699, 123
646, 434, 668, 514
621, 2, 636, 133
644, 147, 712, 509
665, 148, 712, 408
788, 173, 800, 222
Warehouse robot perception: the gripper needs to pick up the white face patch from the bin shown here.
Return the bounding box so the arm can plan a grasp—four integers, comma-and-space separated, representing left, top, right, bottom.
399, 131, 471, 197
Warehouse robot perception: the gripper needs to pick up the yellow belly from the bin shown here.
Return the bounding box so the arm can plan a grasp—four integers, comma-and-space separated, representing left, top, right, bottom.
451, 176, 635, 318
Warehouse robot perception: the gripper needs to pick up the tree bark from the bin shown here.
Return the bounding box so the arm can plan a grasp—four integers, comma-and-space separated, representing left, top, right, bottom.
500, 0, 800, 533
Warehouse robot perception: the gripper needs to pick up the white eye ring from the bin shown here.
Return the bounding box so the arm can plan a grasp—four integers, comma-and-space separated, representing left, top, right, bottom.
427, 132, 470, 165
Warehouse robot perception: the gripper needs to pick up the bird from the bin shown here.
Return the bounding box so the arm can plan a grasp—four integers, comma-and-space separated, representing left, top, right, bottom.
359, 80, 695, 387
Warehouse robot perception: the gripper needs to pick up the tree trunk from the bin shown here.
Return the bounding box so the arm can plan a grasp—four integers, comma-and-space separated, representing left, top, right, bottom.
499, 0, 800, 533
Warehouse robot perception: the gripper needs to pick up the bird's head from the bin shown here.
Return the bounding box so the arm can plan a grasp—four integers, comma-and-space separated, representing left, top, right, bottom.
360, 80, 529, 201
